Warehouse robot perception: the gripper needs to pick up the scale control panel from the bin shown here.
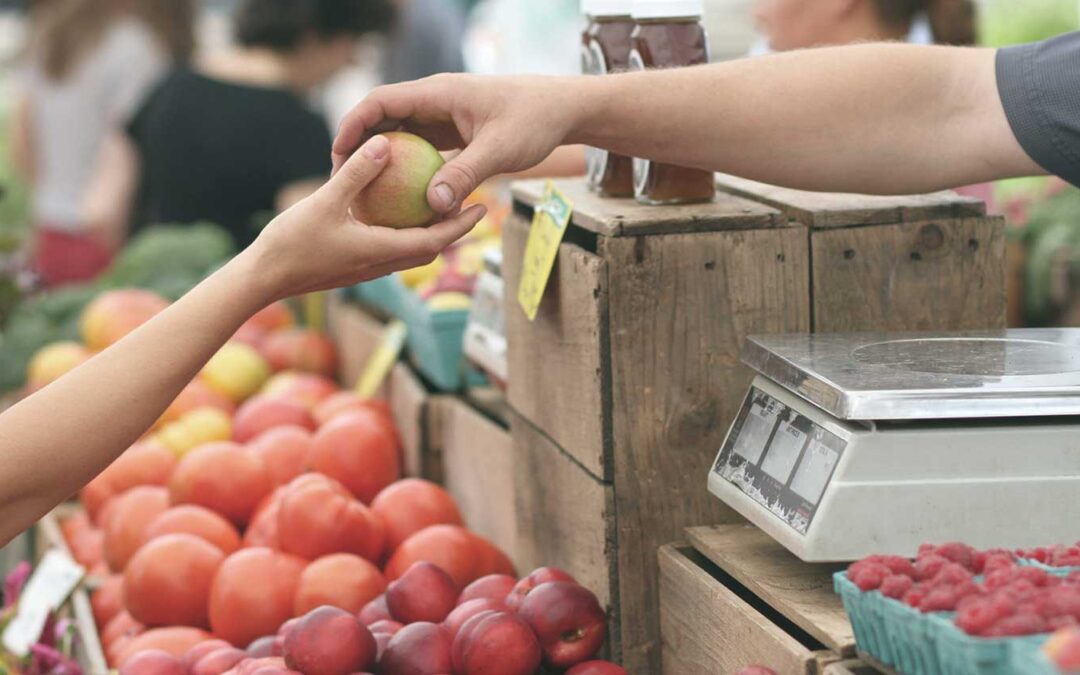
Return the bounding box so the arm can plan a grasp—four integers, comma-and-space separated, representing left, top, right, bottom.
711, 384, 849, 535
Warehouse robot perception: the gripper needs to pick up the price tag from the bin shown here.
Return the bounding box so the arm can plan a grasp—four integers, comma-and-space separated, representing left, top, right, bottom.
2, 551, 84, 657
354, 320, 407, 399
517, 182, 573, 321
303, 291, 328, 332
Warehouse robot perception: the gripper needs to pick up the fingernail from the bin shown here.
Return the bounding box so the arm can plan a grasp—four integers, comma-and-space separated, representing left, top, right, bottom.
433, 183, 455, 211
361, 135, 389, 160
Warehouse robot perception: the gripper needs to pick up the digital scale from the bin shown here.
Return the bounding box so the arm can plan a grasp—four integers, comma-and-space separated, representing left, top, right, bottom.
708, 329, 1080, 562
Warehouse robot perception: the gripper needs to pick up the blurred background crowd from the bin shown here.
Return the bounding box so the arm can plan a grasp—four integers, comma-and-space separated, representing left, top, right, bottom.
0, 0, 1078, 362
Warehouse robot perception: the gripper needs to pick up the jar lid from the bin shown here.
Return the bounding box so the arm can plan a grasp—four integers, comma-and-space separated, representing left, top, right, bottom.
631, 0, 704, 18
582, 0, 634, 16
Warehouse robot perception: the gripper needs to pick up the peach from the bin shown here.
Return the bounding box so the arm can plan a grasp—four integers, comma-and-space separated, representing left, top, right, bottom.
168, 442, 272, 527
247, 636, 276, 658
276, 474, 385, 562
443, 598, 506, 640
202, 343, 271, 403
261, 372, 338, 410
309, 411, 399, 504
81, 289, 168, 351
1046, 626, 1080, 669
118, 649, 185, 675
92, 575, 125, 628
260, 329, 337, 378
182, 640, 233, 671
294, 553, 386, 616
283, 606, 376, 675
123, 534, 224, 628
451, 611, 540, 675
244, 302, 295, 333
357, 595, 391, 626
505, 567, 577, 612
520, 582, 606, 667
233, 396, 315, 443
192, 647, 247, 675
27, 341, 91, 391
114, 627, 213, 667
458, 574, 516, 606
567, 661, 629, 675
386, 561, 458, 624
157, 380, 235, 429
350, 131, 445, 229
379, 622, 452, 675
103, 486, 170, 571
247, 427, 312, 486
370, 479, 463, 552
155, 408, 233, 457
144, 505, 242, 555
367, 619, 403, 636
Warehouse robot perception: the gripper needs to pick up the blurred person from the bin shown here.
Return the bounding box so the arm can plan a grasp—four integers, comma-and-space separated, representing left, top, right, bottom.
0, 133, 487, 546
11, 0, 194, 287
85, 0, 394, 251
381, 0, 467, 84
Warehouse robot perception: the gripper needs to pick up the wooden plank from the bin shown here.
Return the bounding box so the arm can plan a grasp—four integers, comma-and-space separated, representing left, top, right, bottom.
441, 397, 517, 565
326, 293, 389, 394
511, 178, 784, 237
603, 226, 811, 674
824, 660, 887, 675
510, 409, 617, 651
716, 173, 985, 229
811, 217, 1007, 332
388, 362, 436, 479
687, 524, 854, 656
659, 545, 816, 675
463, 386, 511, 427
503, 212, 611, 480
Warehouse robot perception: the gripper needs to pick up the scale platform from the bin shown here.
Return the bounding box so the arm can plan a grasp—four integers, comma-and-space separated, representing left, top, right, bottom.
708, 329, 1080, 562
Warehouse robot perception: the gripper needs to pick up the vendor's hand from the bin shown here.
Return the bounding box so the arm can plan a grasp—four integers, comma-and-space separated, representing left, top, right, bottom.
245, 134, 486, 302
333, 74, 578, 215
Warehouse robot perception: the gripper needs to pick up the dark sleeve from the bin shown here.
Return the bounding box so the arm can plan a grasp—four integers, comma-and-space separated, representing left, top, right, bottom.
997, 32, 1080, 187
275, 111, 333, 185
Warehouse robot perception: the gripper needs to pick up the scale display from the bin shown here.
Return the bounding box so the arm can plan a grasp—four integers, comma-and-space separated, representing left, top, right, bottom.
712, 387, 847, 534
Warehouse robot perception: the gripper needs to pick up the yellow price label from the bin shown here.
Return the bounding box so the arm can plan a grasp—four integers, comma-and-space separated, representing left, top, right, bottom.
355, 319, 407, 399
517, 181, 574, 321
303, 291, 328, 331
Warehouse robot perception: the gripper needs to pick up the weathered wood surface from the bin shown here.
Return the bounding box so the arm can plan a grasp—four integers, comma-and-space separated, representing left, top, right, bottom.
440, 397, 517, 564
715, 174, 986, 229
388, 362, 440, 480
603, 225, 811, 673
503, 212, 611, 480
510, 409, 617, 654
811, 218, 1007, 332
326, 293, 389, 395
511, 178, 785, 236
687, 524, 855, 656
660, 544, 818, 675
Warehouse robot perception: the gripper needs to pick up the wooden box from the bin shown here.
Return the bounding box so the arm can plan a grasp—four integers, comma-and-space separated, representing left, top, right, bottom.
659, 524, 862, 675
326, 292, 390, 396
439, 391, 517, 563
503, 178, 1005, 674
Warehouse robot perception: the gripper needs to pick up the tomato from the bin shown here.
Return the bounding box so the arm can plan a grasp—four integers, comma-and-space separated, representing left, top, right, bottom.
209, 548, 306, 647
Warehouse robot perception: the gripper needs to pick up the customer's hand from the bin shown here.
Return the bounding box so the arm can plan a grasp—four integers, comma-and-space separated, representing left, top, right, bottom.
245, 134, 486, 303
333, 74, 579, 215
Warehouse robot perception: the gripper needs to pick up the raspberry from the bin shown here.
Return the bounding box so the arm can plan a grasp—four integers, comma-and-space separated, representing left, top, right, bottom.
847, 559, 889, 580
1067, 571, 1080, 585
986, 568, 1017, 589
1019, 547, 1049, 563
903, 585, 927, 608
880, 574, 914, 600
919, 586, 960, 613
936, 542, 977, 571
852, 565, 888, 592
915, 555, 950, 581
930, 562, 975, 588
976, 550, 1016, 574
881, 556, 916, 578
984, 613, 1049, 637
1006, 580, 1039, 599
1049, 615, 1079, 630
918, 543, 937, 557
1017, 567, 1055, 587
955, 601, 1008, 636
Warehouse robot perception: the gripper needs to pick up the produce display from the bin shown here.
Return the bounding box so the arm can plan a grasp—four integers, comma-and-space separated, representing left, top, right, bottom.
12, 287, 623, 674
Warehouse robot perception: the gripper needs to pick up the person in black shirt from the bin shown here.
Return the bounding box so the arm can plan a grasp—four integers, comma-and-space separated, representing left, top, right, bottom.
85, 0, 394, 250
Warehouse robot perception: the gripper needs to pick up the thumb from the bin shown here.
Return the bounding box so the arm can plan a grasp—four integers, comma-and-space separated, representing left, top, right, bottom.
321, 135, 391, 204
427, 139, 501, 213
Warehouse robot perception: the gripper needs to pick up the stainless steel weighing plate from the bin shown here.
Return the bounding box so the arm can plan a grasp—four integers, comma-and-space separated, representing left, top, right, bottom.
742, 328, 1080, 421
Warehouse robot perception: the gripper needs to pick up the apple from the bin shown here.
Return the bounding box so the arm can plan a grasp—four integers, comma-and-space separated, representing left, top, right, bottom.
351, 132, 445, 229
506, 567, 578, 612
519, 582, 606, 667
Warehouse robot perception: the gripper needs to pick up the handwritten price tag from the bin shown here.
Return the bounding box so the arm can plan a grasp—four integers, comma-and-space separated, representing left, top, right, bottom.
517, 182, 574, 321
354, 320, 407, 399
2, 551, 84, 657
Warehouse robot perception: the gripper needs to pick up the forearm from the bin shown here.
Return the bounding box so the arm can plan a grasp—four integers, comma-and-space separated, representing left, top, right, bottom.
0, 250, 272, 544
571, 44, 1041, 194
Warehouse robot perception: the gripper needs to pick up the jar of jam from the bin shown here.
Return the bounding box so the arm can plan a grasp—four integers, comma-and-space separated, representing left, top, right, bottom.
582, 0, 636, 197
629, 0, 715, 205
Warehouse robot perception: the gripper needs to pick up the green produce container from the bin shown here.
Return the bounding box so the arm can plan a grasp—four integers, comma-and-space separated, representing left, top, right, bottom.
398, 287, 485, 391
1008, 637, 1059, 675
348, 275, 407, 318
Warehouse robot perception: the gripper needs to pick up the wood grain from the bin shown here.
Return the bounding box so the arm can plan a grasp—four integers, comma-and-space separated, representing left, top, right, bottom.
659, 545, 815, 675
511, 178, 784, 236
510, 408, 618, 655
811, 217, 1007, 332
687, 524, 855, 656
388, 363, 439, 479
603, 226, 811, 674
441, 397, 517, 564
715, 174, 986, 229
503, 212, 611, 480
326, 293, 389, 395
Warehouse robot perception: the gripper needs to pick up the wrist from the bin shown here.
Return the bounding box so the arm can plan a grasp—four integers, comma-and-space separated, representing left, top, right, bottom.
221, 244, 282, 314
564, 73, 618, 147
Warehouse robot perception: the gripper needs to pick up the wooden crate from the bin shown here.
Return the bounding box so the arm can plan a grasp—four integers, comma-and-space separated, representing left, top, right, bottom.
504, 177, 1005, 674
659, 524, 870, 675
439, 392, 517, 564
326, 292, 391, 395
388, 361, 450, 481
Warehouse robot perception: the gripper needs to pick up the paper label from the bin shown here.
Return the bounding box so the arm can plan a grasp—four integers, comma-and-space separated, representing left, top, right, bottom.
354, 319, 407, 399
2, 551, 84, 657
517, 182, 573, 321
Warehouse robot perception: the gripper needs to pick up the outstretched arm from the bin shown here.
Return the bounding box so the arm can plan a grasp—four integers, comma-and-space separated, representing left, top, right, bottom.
334, 43, 1043, 213
0, 135, 485, 546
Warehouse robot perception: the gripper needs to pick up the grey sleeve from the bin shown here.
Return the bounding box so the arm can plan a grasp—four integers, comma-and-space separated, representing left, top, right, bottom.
997, 32, 1080, 187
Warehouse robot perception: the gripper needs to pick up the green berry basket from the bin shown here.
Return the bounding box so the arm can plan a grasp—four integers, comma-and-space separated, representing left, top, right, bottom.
348, 275, 407, 317
1008, 637, 1058, 675
397, 286, 486, 392
929, 613, 1048, 675
1016, 558, 1080, 579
